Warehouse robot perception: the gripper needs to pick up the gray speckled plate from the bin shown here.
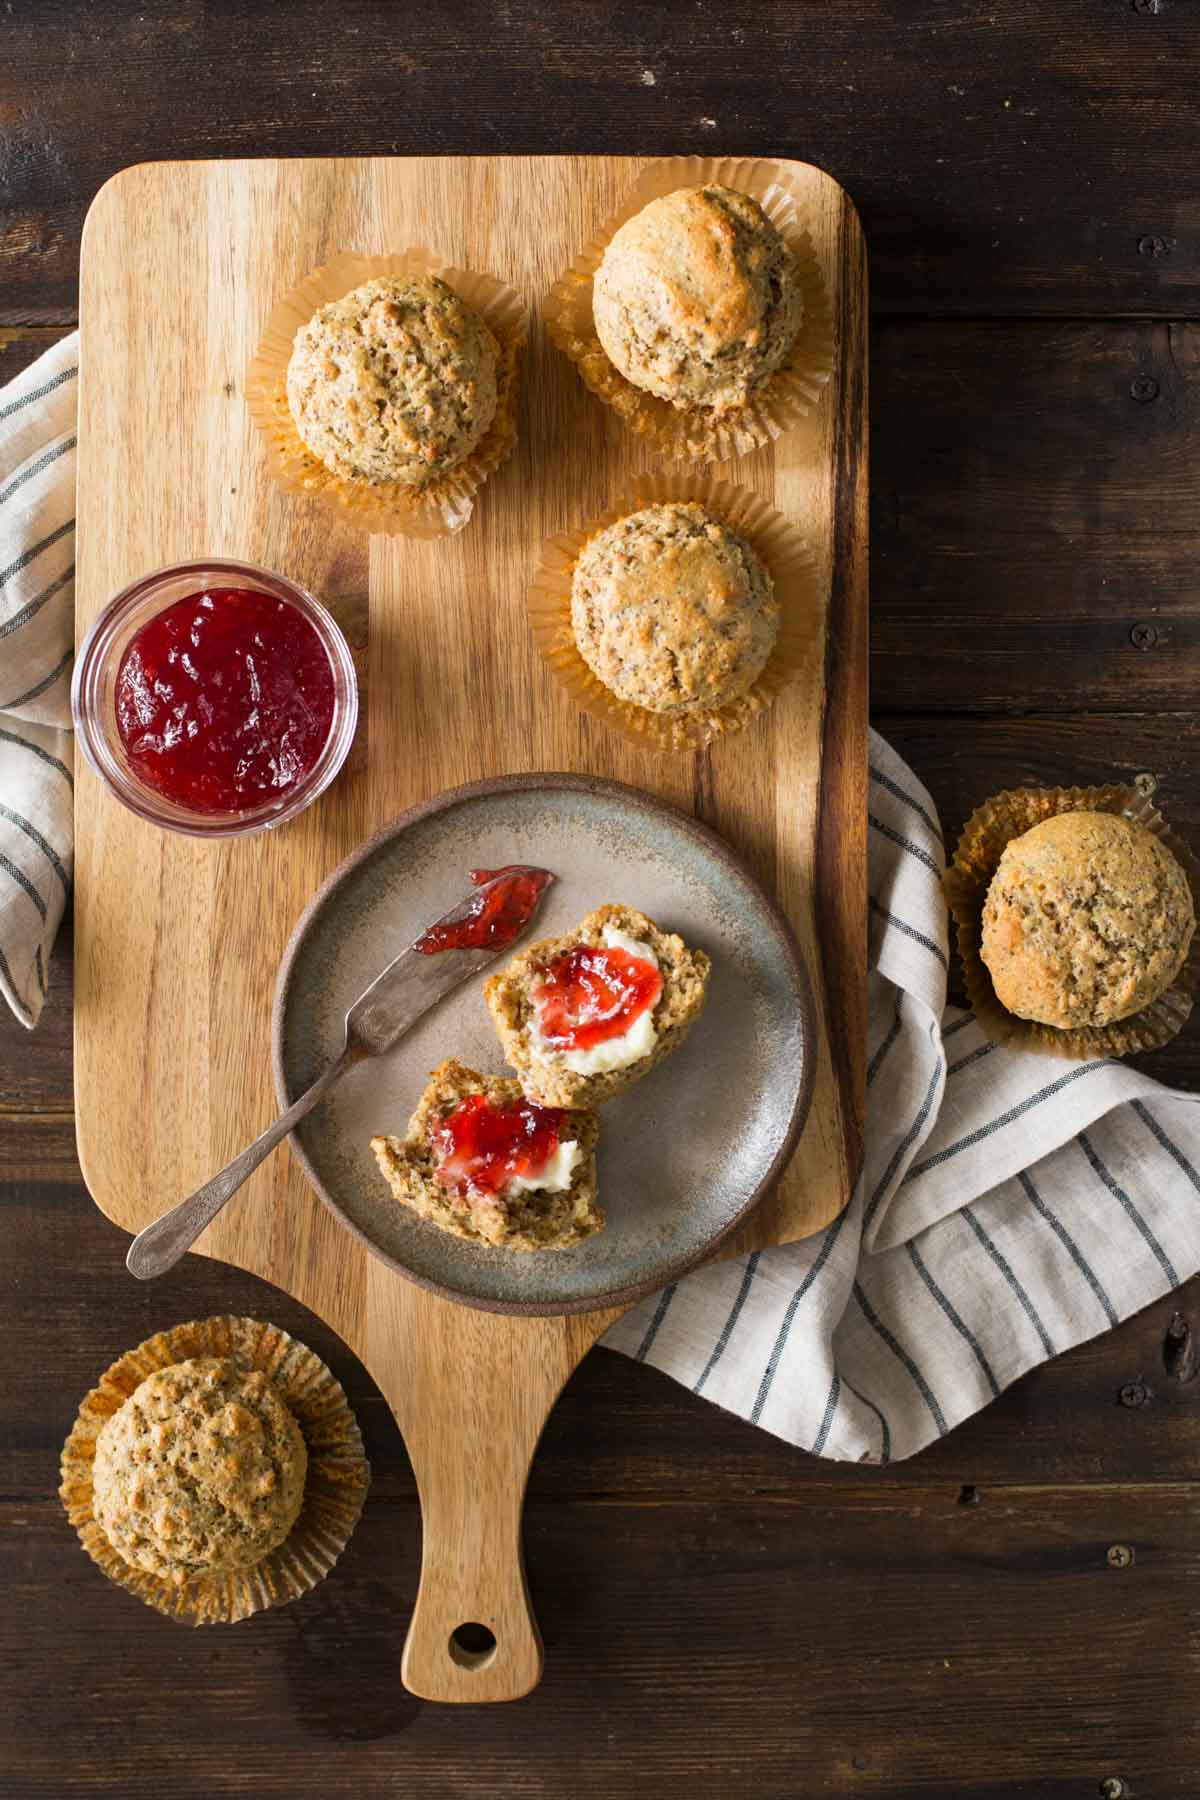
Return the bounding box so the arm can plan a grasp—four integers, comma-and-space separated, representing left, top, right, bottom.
273, 774, 816, 1315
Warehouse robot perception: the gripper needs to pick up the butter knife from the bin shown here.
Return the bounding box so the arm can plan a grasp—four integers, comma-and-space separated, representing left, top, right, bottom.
125, 865, 555, 1280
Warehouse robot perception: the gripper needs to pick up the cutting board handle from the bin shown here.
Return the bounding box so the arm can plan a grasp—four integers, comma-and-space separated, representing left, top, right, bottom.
401, 1450, 543, 1703
363, 1283, 621, 1703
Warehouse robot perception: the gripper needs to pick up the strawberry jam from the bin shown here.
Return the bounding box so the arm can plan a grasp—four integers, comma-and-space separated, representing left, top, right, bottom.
534, 944, 662, 1052
114, 587, 336, 814
414, 866, 553, 954
432, 1092, 569, 1197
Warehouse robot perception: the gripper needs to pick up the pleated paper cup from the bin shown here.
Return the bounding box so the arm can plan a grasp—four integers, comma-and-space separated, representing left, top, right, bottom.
543, 156, 835, 466
528, 472, 823, 753
944, 781, 1200, 1062
60, 1316, 370, 1626
247, 250, 528, 538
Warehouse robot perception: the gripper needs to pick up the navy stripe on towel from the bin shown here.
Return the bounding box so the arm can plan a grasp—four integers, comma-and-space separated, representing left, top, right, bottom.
865, 1060, 943, 1230
634, 1283, 677, 1361
907, 1239, 1001, 1398
0, 435, 75, 509
842, 1377, 892, 1465
0, 942, 31, 1022
867, 994, 905, 1088
811, 1373, 841, 1456
0, 364, 77, 425
1018, 1169, 1118, 1327
1079, 1131, 1179, 1289
869, 812, 942, 876
905, 1063, 1103, 1184
0, 726, 72, 787
0, 562, 74, 644
0, 851, 47, 922
693, 1253, 760, 1395
0, 646, 72, 711
750, 1209, 849, 1424
0, 802, 68, 897
1131, 1099, 1200, 1198
868, 894, 948, 970
0, 518, 74, 593
962, 1205, 1055, 1357
869, 764, 944, 843
853, 1280, 948, 1436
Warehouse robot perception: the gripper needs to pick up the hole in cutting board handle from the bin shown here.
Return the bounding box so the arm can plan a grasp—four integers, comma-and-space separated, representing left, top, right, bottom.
448, 1622, 498, 1670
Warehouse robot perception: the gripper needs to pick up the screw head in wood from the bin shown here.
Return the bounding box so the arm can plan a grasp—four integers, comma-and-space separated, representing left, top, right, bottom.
1107, 1543, 1134, 1568
1119, 1379, 1151, 1407
1137, 234, 1169, 257
1129, 622, 1159, 649
1130, 375, 1159, 401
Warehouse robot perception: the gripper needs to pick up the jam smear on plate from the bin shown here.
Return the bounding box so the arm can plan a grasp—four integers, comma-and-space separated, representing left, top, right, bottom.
114, 587, 335, 814
534, 943, 663, 1052
432, 1091, 569, 1197
413, 865, 553, 954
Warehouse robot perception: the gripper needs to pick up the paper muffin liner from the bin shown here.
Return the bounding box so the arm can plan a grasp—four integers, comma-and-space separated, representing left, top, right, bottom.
60, 1315, 370, 1626
944, 781, 1200, 1062
543, 156, 836, 466
246, 250, 528, 538
528, 472, 824, 753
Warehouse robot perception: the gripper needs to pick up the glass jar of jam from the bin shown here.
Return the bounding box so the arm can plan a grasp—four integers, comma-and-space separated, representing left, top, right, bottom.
72, 559, 358, 837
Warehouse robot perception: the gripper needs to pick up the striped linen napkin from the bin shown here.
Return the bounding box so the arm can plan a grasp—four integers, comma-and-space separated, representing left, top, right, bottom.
4, 334, 1198, 1463
0, 333, 77, 1026
606, 735, 1200, 1461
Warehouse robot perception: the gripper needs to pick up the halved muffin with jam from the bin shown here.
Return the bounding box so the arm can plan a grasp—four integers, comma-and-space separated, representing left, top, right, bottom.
370, 1059, 602, 1251
485, 903, 711, 1109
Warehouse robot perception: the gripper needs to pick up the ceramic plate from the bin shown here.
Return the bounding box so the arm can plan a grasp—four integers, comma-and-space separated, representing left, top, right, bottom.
273, 774, 816, 1315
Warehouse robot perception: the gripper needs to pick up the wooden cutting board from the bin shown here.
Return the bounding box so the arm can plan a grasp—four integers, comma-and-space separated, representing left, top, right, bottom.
74, 156, 867, 1700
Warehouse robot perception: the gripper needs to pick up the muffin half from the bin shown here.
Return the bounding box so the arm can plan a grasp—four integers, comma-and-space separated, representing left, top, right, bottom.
485, 903, 711, 1109
371, 1058, 603, 1251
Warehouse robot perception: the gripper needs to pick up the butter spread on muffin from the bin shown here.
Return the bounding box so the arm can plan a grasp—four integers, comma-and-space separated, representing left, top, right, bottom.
571, 501, 778, 718
593, 184, 802, 415
370, 1058, 603, 1251
486, 903, 711, 1109
286, 275, 499, 487
980, 811, 1195, 1029
92, 1358, 307, 1584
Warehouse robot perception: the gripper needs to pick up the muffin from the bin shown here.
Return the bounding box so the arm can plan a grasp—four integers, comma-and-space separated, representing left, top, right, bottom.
371, 1059, 603, 1251
285, 274, 499, 487
592, 184, 803, 416
980, 811, 1196, 1029
486, 903, 711, 1109
571, 501, 778, 719
91, 1357, 307, 1585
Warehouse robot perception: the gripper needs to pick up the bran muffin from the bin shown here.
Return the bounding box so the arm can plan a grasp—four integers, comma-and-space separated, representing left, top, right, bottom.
571, 501, 778, 718
286, 274, 499, 487
486, 903, 711, 1109
592, 184, 803, 416
91, 1357, 307, 1585
980, 811, 1195, 1029
371, 1059, 603, 1251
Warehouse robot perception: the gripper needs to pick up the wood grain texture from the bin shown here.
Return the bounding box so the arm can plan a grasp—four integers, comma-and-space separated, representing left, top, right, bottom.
4, 0, 1200, 324
73, 155, 866, 1700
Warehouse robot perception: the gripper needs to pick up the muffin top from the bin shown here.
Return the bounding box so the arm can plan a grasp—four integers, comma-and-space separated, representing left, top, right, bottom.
980, 811, 1195, 1029
286, 275, 499, 487
92, 1357, 308, 1584
592, 185, 802, 415
570, 501, 778, 716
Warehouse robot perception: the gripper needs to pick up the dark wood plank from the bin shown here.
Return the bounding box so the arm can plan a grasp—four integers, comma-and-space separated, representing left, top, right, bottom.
3, 1, 1200, 326
2, 1483, 1195, 1797
873, 320, 1200, 715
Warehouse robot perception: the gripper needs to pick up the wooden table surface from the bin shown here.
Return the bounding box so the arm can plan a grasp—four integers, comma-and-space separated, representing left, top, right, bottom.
2, 4, 1197, 1796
